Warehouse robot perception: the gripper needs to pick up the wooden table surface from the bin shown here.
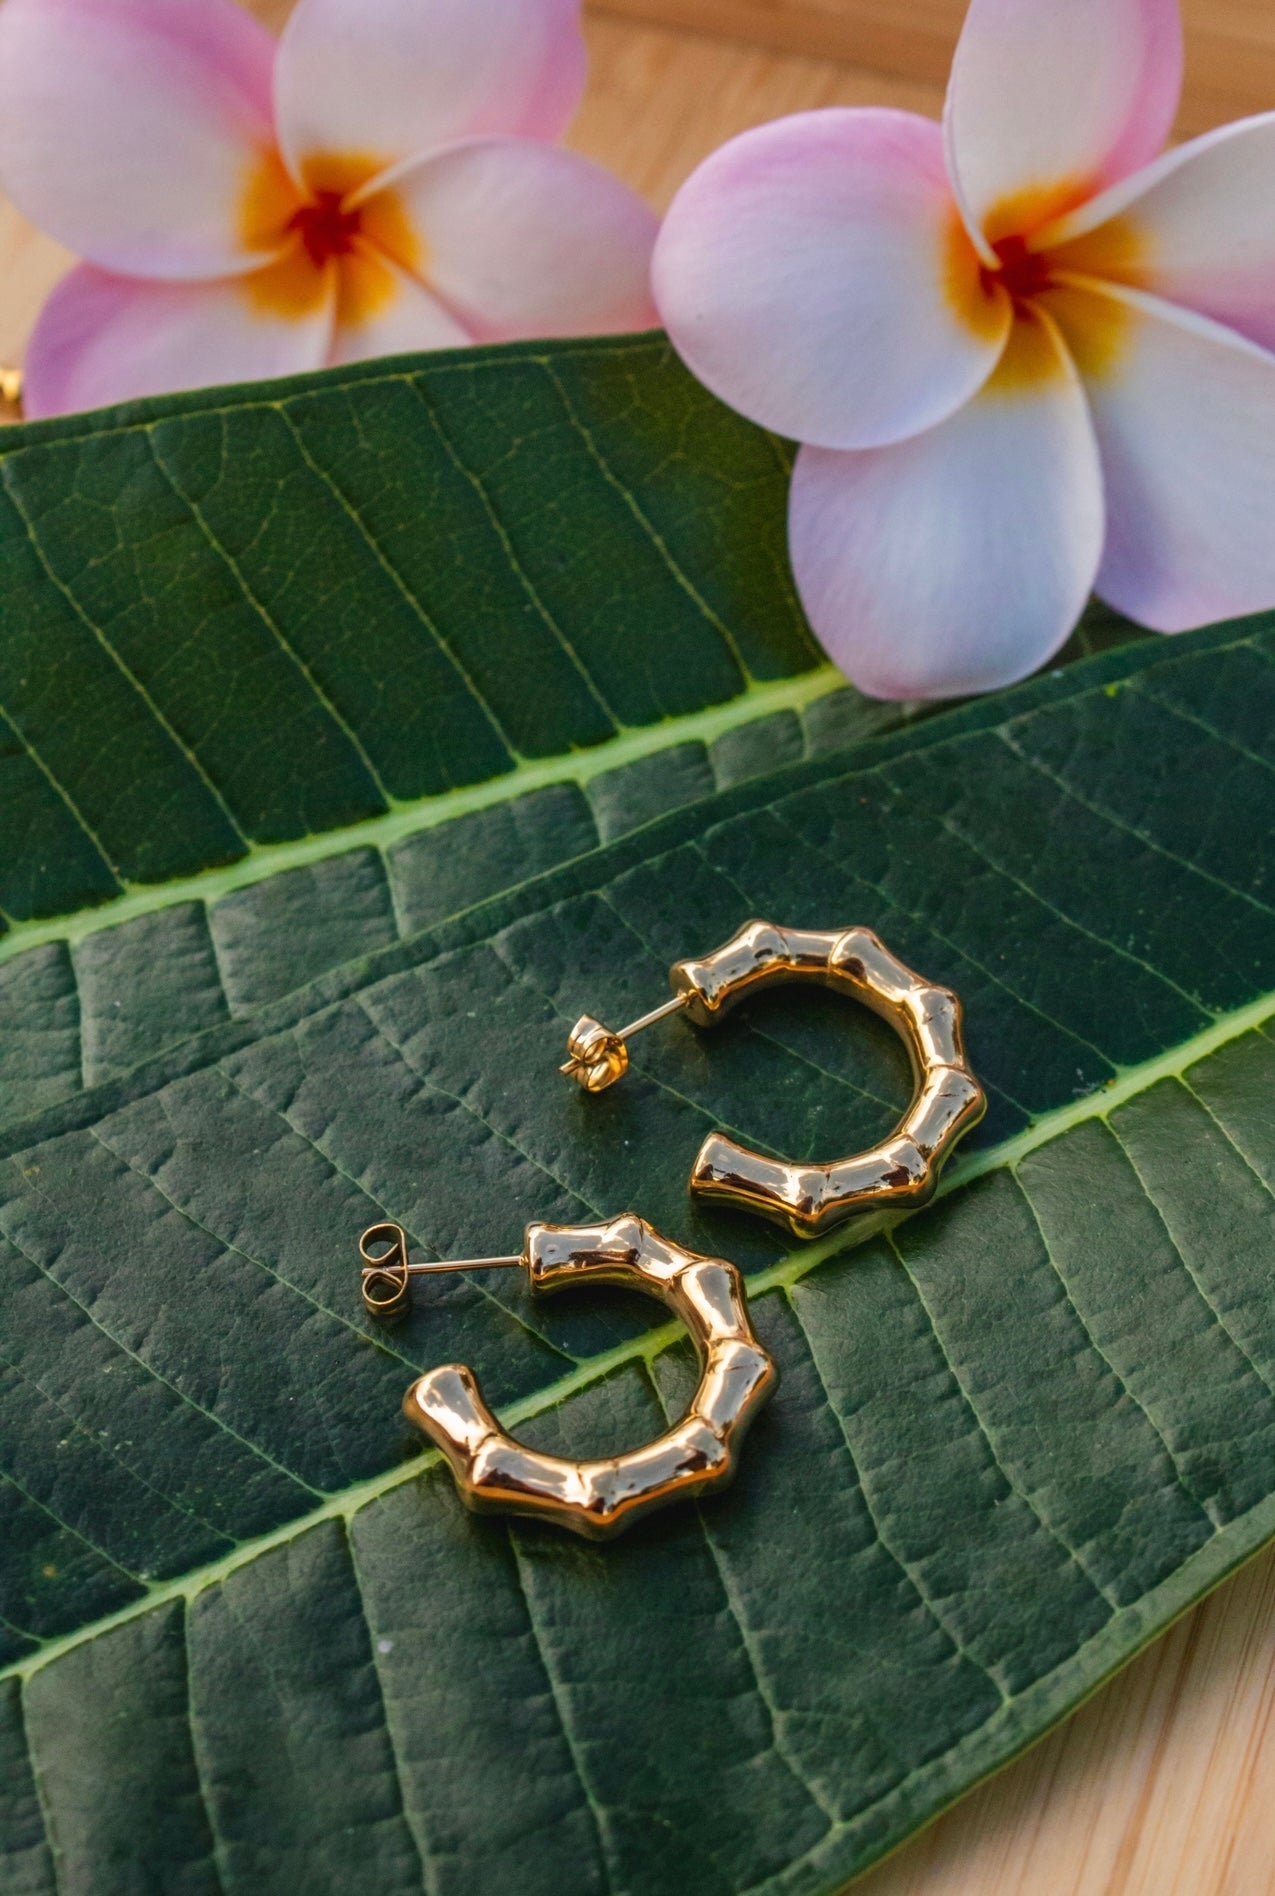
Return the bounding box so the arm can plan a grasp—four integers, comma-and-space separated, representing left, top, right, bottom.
2, 2, 1273, 1889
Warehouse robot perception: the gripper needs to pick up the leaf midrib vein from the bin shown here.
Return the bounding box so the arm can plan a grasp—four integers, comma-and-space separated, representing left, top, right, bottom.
0, 666, 845, 972
2, 618, 1263, 989
5, 985, 1275, 1689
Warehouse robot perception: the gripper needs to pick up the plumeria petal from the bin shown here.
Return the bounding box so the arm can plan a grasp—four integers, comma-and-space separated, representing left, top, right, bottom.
23, 263, 335, 419
653, 109, 1012, 452
1042, 115, 1275, 354
945, 0, 1183, 246
0, 0, 278, 279
329, 248, 472, 365
788, 313, 1105, 700
388, 140, 658, 343
275, 0, 586, 189
1042, 279, 1275, 632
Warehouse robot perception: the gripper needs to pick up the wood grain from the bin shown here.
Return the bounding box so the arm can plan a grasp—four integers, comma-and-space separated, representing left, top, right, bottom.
571, 12, 945, 208
588, 0, 1275, 136
857, 1541, 1275, 1896
1, 5, 1273, 1892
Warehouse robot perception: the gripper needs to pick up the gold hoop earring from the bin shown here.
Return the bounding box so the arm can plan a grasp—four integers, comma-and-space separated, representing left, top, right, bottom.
359, 1216, 776, 1541
562, 920, 986, 1241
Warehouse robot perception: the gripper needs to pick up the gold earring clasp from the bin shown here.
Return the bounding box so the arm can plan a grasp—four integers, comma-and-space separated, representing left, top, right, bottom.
560, 993, 691, 1092
562, 920, 987, 1240
358, 1216, 776, 1540
360, 1222, 523, 1320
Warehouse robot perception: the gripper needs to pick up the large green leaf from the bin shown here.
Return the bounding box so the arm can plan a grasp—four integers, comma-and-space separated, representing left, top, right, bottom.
0, 335, 929, 1124
2, 342, 1274, 1896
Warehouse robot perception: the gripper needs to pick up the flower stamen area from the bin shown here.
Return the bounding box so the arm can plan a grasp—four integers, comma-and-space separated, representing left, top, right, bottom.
290, 191, 364, 269
985, 234, 1054, 307
238, 148, 422, 330
945, 191, 1144, 393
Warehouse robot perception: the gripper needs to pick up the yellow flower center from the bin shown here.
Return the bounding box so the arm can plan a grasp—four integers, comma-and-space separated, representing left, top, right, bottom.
238, 149, 423, 331
945, 179, 1148, 393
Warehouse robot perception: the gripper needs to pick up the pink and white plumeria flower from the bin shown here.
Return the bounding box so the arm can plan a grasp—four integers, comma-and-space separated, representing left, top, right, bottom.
0, 0, 658, 418
654, 0, 1275, 700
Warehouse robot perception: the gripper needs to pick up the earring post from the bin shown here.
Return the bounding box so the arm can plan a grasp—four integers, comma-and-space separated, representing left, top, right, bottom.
615, 992, 690, 1042
363, 1255, 523, 1280
559, 991, 692, 1086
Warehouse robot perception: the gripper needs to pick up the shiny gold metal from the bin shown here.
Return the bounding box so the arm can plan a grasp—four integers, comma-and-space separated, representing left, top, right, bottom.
561, 994, 690, 1090
360, 1223, 523, 1320
359, 1215, 776, 1541
563, 920, 987, 1241
0, 367, 24, 421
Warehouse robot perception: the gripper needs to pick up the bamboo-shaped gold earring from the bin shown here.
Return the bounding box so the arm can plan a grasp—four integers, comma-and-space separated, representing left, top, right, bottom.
359, 1215, 776, 1540
563, 920, 986, 1241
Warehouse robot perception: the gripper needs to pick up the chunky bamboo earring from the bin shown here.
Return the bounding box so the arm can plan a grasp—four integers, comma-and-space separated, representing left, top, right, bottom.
359, 1215, 776, 1541
562, 920, 986, 1241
